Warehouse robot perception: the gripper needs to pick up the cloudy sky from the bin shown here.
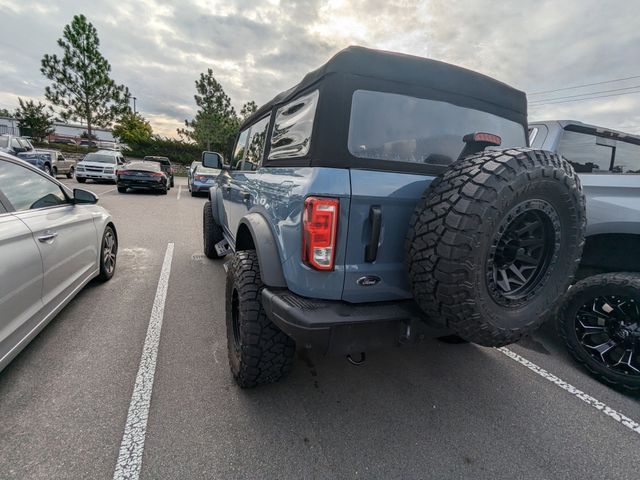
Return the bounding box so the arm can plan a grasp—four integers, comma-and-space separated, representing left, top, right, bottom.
1, 0, 639, 137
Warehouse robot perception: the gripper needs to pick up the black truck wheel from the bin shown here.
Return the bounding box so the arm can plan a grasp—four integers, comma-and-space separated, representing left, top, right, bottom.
226, 251, 295, 388
558, 273, 640, 393
203, 201, 224, 259
406, 148, 585, 347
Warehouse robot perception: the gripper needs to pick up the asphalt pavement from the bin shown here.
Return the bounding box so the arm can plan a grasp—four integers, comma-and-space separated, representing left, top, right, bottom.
0, 177, 638, 480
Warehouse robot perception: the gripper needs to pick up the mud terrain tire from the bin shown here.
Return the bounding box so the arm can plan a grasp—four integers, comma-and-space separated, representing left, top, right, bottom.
406, 148, 585, 347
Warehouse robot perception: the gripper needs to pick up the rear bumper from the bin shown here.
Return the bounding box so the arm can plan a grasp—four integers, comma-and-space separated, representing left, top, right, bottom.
191, 182, 213, 192
118, 179, 165, 190
261, 288, 450, 355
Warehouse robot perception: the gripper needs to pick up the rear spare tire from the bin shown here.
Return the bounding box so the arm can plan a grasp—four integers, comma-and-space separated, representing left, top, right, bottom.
406, 148, 585, 347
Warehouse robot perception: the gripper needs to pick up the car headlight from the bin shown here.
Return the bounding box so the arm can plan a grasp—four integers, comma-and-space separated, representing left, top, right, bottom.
104, 168, 115, 173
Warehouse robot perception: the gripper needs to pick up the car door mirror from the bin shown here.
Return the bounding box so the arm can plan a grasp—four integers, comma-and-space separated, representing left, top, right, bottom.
73, 188, 98, 204
202, 151, 223, 169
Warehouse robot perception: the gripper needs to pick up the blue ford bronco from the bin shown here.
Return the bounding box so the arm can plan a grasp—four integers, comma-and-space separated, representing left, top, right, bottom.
202, 47, 586, 388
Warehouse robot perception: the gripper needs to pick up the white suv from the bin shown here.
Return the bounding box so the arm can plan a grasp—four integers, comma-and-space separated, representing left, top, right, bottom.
76, 150, 125, 183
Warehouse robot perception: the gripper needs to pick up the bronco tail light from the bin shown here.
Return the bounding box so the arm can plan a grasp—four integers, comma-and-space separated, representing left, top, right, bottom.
302, 196, 339, 271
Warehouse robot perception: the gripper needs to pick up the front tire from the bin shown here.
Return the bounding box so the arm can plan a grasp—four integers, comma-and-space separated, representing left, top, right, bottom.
77, 177, 86, 184
97, 226, 117, 282
226, 251, 295, 388
558, 273, 640, 394
66, 166, 74, 179
406, 148, 585, 347
117, 186, 127, 193
203, 201, 224, 259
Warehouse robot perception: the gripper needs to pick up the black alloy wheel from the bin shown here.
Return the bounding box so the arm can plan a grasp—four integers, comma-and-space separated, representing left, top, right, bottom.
486, 200, 559, 307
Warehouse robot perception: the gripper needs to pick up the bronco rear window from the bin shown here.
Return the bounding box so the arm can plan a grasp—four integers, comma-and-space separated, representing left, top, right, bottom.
348, 90, 526, 166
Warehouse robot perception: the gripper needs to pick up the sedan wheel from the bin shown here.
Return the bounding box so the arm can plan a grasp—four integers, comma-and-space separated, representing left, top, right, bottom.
98, 226, 117, 281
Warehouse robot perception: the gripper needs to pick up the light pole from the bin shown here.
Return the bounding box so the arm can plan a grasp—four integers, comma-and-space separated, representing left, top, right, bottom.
132, 96, 137, 114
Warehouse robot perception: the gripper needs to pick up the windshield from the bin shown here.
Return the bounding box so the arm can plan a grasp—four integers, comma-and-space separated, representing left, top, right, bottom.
124, 161, 161, 171
348, 90, 527, 165
83, 153, 117, 164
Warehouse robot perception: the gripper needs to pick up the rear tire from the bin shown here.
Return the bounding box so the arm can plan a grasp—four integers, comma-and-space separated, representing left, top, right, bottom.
97, 226, 117, 282
406, 148, 585, 347
117, 186, 127, 193
203, 201, 224, 259
226, 251, 295, 388
170, 177, 175, 188
44, 164, 53, 176
77, 177, 86, 183
66, 167, 74, 179
558, 273, 640, 394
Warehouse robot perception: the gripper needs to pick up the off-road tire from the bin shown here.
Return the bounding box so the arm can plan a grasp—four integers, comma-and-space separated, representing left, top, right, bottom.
557, 273, 640, 394
406, 148, 585, 347
226, 251, 295, 388
203, 201, 224, 259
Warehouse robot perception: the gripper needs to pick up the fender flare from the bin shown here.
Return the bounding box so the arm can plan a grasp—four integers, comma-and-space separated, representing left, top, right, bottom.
238, 213, 286, 287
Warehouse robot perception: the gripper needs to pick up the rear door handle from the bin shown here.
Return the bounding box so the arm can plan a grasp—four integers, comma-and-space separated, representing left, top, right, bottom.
37, 231, 58, 243
365, 206, 382, 262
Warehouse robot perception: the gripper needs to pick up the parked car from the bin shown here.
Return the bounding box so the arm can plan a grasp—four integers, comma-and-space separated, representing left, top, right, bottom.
116, 160, 169, 195
0, 134, 35, 156
0, 151, 118, 372
201, 46, 585, 388
51, 137, 77, 146
189, 157, 221, 196
17, 149, 76, 178
79, 139, 97, 148
530, 120, 640, 392
76, 150, 126, 184
143, 156, 174, 188
187, 161, 201, 188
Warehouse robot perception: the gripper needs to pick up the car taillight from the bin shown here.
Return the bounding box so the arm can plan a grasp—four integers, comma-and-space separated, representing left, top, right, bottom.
302, 196, 339, 271
194, 175, 206, 181
117, 170, 131, 175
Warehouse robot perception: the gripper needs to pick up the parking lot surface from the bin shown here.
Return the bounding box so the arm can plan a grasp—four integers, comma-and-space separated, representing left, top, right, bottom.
1, 178, 639, 480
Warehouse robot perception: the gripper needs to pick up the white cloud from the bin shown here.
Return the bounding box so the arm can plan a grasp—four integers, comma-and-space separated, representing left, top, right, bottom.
0, 0, 639, 137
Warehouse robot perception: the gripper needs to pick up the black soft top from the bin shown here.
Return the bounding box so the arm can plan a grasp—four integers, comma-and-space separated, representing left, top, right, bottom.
243, 46, 526, 129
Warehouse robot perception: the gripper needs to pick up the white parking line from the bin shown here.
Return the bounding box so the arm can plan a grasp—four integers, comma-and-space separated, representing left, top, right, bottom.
100, 187, 117, 195
113, 243, 175, 480
177, 185, 182, 200
498, 347, 640, 436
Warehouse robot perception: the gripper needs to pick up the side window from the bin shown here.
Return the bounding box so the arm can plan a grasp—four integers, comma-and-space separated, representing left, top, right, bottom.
613, 141, 640, 174
242, 115, 271, 171
269, 90, 319, 160
231, 129, 250, 170
558, 131, 613, 173
0, 161, 68, 211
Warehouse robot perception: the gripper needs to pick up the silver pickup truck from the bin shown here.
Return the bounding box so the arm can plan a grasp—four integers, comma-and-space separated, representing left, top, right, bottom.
17, 149, 76, 178
530, 120, 640, 393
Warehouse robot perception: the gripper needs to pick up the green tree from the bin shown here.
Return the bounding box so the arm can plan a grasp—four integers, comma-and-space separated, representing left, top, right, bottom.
41, 14, 130, 138
178, 69, 239, 153
113, 112, 153, 144
240, 101, 258, 120
0, 108, 12, 117
14, 98, 55, 141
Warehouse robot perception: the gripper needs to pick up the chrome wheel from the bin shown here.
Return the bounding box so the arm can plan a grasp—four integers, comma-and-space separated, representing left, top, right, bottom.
575, 295, 640, 376
103, 229, 117, 274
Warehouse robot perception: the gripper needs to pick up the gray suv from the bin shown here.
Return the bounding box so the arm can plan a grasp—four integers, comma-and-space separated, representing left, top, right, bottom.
202, 47, 586, 388
531, 120, 640, 393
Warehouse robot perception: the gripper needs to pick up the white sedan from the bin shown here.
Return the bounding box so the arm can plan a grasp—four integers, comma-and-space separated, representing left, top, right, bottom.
0, 152, 118, 371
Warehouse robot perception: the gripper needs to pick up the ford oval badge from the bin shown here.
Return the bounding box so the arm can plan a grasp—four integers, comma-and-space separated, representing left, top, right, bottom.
357, 275, 381, 287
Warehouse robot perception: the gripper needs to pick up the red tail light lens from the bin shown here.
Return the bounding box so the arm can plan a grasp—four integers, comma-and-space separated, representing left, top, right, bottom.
302, 196, 339, 271
194, 175, 206, 181
117, 170, 131, 175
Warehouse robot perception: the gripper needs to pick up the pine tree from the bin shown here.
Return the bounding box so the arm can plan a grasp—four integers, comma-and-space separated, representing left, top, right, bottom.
240, 101, 258, 120
178, 69, 240, 153
41, 14, 130, 138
